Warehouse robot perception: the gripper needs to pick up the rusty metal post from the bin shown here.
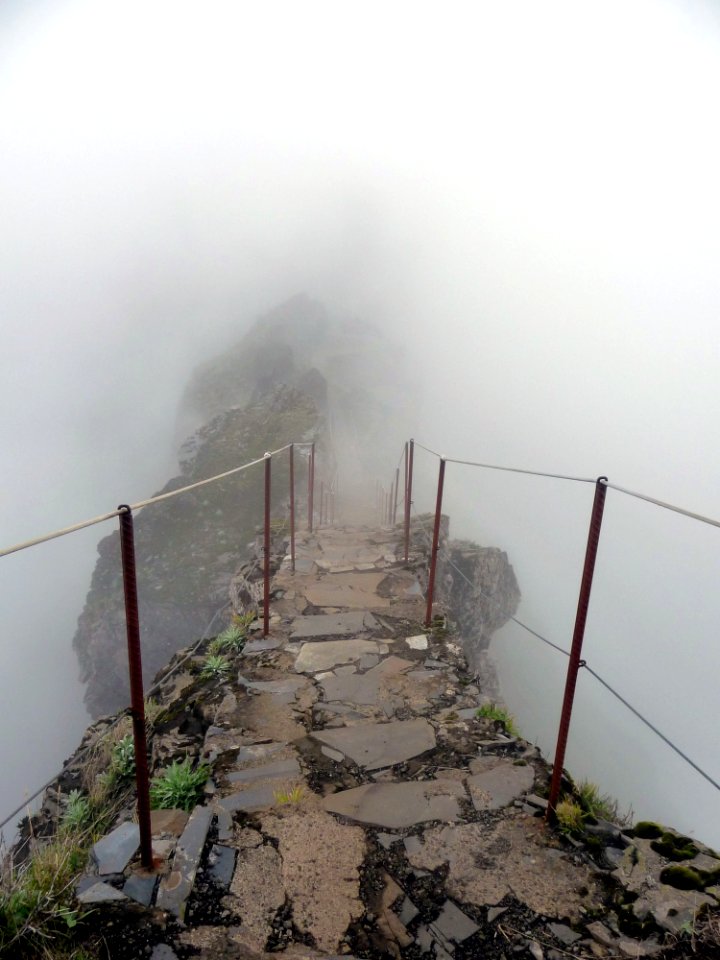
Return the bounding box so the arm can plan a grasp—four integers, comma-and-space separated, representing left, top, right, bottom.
330, 490, 335, 525
319, 481, 325, 530
404, 440, 414, 563
387, 480, 394, 526
289, 444, 296, 572
424, 458, 446, 627
392, 467, 400, 525
546, 477, 608, 820
117, 506, 153, 870
263, 453, 271, 637
308, 442, 315, 532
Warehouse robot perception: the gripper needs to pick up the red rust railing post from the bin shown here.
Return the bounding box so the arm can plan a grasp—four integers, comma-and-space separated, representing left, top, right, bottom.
403, 440, 414, 563
424, 458, 446, 627
546, 477, 608, 820
263, 453, 271, 636
387, 481, 393, 526
392, 467, 400, 525
289, 444, 296, 572
308, 442, 315, 532
117, 505, 153, 870
319, 481, 325, 530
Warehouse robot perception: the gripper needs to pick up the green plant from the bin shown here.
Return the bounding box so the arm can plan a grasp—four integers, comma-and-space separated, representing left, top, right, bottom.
61, 790, 91, 832
555, 800, 585, 835
0, 831, 90, 957
200, 654, 231, 680
475, 703, 519, 737
109, 735, 135, 780
273, 785, 305, 805
577, 780, 619, 822
213, 624, 247, 652
150, 758, 210, 811
232, 611, 255, 631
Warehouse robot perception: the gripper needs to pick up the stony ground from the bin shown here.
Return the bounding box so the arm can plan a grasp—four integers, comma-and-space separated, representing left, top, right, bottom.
75, 524, 720, 960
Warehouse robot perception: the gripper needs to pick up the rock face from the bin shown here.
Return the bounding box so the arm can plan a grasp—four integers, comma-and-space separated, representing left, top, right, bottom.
438, 538, 521, 674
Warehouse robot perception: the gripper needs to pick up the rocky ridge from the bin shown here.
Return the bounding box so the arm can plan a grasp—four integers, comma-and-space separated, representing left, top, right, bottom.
32, 521, 720, 960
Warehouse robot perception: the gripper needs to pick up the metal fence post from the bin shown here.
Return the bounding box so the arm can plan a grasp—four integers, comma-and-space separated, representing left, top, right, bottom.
392, 467, 400, 525
424, 458, 446, 627
263, 453, 271, 637
404, 440, 414, 563
546, 477, 608, 820
117, 506, 153, 870
319, 481, 325, 530
308, 442, 315, 533
289, 444, 296, 572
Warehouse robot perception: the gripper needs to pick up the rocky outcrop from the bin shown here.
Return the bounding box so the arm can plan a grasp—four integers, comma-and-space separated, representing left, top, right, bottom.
73, 385, 320, 717
438, 538, 521, 674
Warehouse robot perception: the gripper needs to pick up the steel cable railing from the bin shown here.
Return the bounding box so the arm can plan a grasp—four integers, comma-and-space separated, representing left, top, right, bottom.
399, 440, 720, 814
0, 438, 317, 853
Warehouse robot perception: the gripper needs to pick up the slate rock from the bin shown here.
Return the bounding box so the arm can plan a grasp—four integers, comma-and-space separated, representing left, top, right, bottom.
151, 947, 179, 960
217, 783, 279, 813
77, 881, 128, 905
311, 718, 436, 770
156, 805, 213, 919
207, 844, 236, 888
432, 900, 479, 942
123, 873, 158, 907
467, 762, 535, 811
324, 780, 464, 829
227, 758, 301, 783
92, 821, 140, 875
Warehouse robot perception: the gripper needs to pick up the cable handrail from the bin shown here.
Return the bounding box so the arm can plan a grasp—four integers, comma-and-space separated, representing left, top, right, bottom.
408, 504, 720, 796
0, 441, 313, 559
409, 438, 720, 528
606, 481, 720, 529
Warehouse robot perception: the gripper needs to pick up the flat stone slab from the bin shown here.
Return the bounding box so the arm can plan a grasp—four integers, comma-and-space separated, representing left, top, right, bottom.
290, 611, 380, 640
92, 821, 140, 875
467, 762, 535, 810
295, 639, 383, 673
207, 844, 236, 888
236, 742, 287, 764
405, 634, 429, 650
311, 718, 436, 770
156, 805, 213, 919
432, 899, 480, 943
77, 881, 129, 904
304, 572, 390, 609
238, 675, 308, 697
217, 783, 280, 813
123, 873, 157, 906
243, 637, 283, 654
151, 809, 189, 837
323, 779, 465, 828
227, 758, 301, 783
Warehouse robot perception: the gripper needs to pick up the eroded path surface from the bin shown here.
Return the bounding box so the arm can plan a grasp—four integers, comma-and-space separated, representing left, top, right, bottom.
78, 524, 719, 960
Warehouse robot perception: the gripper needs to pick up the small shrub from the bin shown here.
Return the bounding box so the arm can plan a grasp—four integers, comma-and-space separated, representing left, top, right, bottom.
475, 703, 519, 737
273, 785, 305, 805
577, 780, 619, 822
212, 624, 247, 653
555, 800, 585, 835
109, 735, 136, 780
200, 654, 231, 680
150, 758, 210, 812
232, 611, 255, 631
61, 790, 91, 833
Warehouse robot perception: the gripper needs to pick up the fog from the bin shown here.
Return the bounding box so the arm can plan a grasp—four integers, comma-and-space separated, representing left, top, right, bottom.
1, 1, 719, 842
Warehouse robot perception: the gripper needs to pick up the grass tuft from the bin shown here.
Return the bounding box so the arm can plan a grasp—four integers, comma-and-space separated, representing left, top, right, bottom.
475, 703, 519, 737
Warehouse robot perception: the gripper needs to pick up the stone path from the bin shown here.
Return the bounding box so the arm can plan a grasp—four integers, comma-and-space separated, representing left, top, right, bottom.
76, 522, 720, 960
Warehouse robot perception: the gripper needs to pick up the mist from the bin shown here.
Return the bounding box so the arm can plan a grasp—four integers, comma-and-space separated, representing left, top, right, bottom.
1, 0, 719, 843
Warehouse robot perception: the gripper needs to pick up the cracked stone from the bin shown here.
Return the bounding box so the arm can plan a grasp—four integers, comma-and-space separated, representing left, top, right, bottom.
227, 758, 301, 783
467, 761, 535, 811
77, 881, 128, 905
156, 805, 213, 919
324, 780, 465, 828
311, 718, 436, 770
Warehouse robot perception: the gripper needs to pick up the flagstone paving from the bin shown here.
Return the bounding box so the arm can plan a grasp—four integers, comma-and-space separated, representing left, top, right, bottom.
74, 522, 711, 960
